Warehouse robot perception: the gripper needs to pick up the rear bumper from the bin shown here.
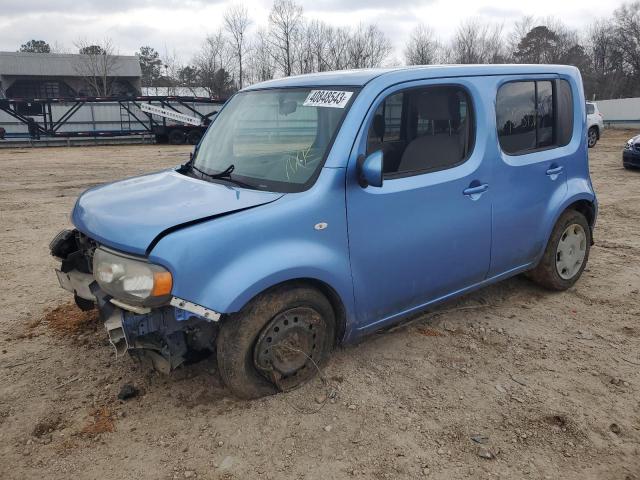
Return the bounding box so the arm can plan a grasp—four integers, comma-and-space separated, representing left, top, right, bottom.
623, 149, 640, 168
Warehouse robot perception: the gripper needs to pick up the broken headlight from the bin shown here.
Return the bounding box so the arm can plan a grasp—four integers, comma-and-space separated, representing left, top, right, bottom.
93, 247, 172, 306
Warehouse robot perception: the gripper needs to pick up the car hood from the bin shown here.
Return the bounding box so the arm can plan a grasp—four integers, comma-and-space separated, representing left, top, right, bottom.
72, 170, 283, 256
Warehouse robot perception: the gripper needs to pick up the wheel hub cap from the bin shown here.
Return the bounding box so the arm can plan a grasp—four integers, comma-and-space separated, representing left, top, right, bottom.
555, 223, 587, 280
254, 306, 326, 390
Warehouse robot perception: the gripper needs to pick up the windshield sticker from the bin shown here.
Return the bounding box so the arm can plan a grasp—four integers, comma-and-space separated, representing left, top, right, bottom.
303, 90, 353, 109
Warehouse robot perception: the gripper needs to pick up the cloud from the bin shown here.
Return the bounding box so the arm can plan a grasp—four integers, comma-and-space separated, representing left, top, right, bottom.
477, 6, 523, 19
0, 0, 224, 17
0, 0, 626, 66
301, 0, 436, 12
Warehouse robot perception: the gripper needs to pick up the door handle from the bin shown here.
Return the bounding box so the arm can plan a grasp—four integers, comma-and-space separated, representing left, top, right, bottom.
546, 166, 564, 176
463, 184, 489, 197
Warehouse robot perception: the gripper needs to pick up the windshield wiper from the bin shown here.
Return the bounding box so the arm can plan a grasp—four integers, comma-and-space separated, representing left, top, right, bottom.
205, 164, 235, 179
189, 163, 258, 190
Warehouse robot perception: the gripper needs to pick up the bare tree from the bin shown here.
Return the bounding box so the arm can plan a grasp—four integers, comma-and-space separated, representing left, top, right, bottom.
325, 27, 351, 70
404, 24, 441, 65
613, 1, 640, 79
73, 38, 121, 96
306, 20, 332, 72
268, 0, 304, 76
194, 30, 235, 97
246, 28, 275, 83
347, 24, 393, 68
224, 4, 252, 89
160, 48, 183, 95
506, 16, 535, 59
450, 19, 505, 64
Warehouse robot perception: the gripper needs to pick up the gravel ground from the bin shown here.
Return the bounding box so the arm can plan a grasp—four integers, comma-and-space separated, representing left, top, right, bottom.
0, 131, 639, 480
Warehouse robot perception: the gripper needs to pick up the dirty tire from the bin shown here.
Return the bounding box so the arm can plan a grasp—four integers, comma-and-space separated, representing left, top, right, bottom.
528, 209, 591, 291
216, 284, 335, 399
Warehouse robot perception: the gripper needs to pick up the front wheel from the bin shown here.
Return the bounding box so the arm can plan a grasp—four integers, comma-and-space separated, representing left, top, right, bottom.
528, 210, 591, 291
216, 284, 336, 399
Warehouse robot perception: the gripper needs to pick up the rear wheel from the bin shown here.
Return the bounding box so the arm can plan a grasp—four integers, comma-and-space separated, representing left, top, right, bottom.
528, 210, 591, 290
216, 284, 335, 399
587, 127, 598, 148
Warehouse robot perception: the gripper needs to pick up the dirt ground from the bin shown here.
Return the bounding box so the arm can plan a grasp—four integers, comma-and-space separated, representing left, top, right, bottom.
0, 131, 639, 480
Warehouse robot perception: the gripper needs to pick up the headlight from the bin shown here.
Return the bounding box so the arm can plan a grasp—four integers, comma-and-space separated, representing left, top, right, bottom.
93, 247, 172, 306
625, 139, 634, 150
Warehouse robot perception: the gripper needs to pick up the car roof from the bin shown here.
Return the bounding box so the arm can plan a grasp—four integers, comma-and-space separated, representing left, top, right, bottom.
242, 64, 580, 91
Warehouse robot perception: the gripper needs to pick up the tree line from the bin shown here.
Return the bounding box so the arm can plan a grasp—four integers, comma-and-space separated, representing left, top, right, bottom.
17, 0, 640, 100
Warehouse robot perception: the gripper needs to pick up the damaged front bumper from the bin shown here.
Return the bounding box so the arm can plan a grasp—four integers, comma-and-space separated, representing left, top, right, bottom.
100, 299, 218, 374
50, 229, 221, 373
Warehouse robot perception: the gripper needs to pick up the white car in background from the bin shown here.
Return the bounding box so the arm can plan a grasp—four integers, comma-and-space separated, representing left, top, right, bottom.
586, 101, 605, 148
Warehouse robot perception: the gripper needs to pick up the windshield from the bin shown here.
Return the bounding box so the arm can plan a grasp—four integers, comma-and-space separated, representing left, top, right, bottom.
192, 87, 357, 192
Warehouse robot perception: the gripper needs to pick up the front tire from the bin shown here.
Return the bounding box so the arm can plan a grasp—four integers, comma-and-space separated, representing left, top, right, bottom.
528, 210, 591, 291
216, 284, 336, 399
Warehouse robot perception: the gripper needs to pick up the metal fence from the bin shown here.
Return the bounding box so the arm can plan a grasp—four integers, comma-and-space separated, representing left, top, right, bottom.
0, 100, 219, 139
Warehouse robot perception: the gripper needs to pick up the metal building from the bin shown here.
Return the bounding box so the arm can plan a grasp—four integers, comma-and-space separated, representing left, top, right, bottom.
0, 51, 142, 99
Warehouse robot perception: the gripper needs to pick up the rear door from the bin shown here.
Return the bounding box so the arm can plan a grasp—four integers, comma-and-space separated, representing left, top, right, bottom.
489, 78, 573, 276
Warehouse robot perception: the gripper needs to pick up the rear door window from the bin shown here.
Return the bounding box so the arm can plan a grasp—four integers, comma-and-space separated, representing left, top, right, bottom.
496, 79, 574, 155
496, 82, 536, 154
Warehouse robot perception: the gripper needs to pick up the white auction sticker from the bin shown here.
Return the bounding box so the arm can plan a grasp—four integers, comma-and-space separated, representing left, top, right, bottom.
303, 90, 353, 108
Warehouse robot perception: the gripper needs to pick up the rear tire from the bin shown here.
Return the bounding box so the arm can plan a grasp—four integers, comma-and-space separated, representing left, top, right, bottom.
528, 210, 591, 291
216, 284, 335, 399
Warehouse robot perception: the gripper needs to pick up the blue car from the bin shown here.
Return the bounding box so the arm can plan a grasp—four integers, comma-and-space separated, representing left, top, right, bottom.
51, 65, 597, 398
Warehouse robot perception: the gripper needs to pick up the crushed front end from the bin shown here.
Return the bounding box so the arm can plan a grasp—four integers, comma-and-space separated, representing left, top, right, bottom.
50, 229, 220, 374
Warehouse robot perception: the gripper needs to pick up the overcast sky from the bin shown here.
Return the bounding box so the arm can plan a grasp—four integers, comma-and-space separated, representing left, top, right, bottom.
0, 0, 625, 63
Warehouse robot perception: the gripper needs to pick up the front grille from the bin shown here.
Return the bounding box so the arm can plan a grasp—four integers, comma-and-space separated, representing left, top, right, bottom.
634, 144, 640, 152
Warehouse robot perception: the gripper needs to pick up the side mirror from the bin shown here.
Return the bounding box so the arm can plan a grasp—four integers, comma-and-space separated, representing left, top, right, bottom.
357, 150, 384, 188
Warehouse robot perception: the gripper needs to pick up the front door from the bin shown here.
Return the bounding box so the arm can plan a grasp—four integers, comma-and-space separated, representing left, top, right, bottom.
346, 82, 492, 331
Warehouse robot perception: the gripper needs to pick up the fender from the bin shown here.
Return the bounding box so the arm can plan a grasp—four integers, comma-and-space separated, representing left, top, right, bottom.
148, 167, 356, 335
201, 239, 354, 318
535, 188, 597, 265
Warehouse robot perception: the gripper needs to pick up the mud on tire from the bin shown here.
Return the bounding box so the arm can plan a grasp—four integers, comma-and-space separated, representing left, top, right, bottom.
528, 209, 591, 291
216, 284, 336, 399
